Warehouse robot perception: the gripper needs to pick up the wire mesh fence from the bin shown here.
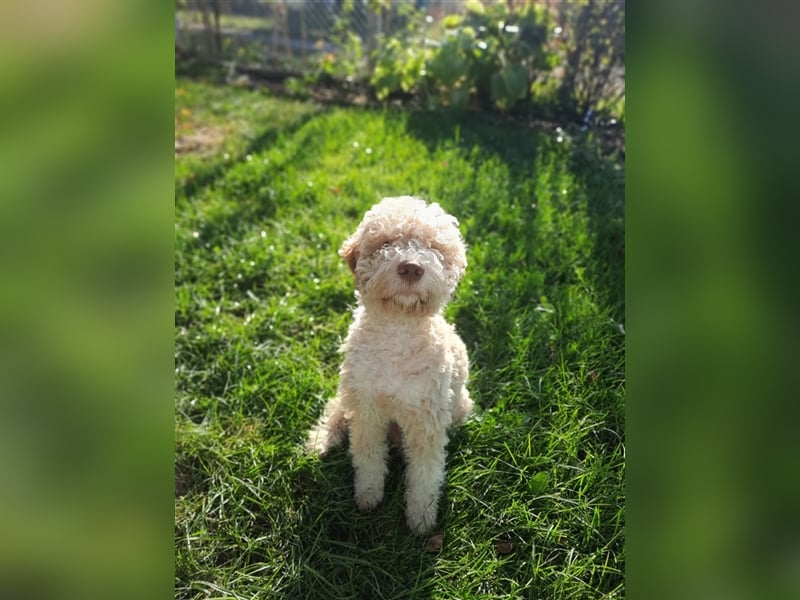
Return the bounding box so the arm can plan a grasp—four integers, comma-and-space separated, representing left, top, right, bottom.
177, 1, 427, 74
174, 1, 559, 74
175, 1, 624, 124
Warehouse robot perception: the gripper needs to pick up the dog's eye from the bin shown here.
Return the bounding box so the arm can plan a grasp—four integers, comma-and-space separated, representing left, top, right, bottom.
371, 241, 392, 255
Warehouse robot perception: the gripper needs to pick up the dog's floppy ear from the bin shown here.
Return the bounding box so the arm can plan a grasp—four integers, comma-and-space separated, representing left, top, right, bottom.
339, 234, 359, 273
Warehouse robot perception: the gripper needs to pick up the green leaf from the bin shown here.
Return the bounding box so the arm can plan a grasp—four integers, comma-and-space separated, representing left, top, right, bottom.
442, 14, 463, 29
465, 0, 485, 15
428, 44, 469, 87
491, 63, 528, 111
529, 471, 550, 494
503, 63, 529, 100
490, 71, 509, 109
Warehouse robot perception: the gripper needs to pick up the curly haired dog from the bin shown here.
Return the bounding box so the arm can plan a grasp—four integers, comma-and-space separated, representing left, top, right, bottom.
305, 196, 473, 534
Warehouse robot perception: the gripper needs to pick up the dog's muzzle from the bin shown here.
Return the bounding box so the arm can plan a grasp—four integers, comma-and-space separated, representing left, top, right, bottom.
397, 261, 425, 282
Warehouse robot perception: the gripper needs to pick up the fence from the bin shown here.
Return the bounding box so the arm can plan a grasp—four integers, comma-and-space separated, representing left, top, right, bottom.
175, 1, 571, 72
178, 1, 417, 73
175, 1, 624, 120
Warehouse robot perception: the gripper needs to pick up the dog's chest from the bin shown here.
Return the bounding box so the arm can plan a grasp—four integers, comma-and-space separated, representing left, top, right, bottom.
344, 320, 448, 398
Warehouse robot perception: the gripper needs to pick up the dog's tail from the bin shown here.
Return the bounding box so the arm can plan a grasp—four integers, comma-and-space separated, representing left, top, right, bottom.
305, 396, 348, 456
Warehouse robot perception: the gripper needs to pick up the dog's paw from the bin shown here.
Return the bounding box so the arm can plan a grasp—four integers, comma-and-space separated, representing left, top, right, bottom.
406, 505, 437, 535
304, 428, 332, 456
355, 487, 383, 512
304, 439, 327, 456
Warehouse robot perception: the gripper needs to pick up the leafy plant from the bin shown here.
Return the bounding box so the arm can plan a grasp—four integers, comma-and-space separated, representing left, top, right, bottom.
312, 0, 368, 84
458, 1, 551, 110
370, 9, 433, 102
317, 31, 365, 82
371, 36, 427, 100
370, 1, 552, 112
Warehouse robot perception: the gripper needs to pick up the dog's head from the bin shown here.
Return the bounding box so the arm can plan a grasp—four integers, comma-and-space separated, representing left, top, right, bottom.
339, 196, 467, 316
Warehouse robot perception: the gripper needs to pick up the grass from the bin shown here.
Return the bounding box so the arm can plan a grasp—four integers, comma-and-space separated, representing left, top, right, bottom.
178, 10, 276, 33
175, 76, 625, 599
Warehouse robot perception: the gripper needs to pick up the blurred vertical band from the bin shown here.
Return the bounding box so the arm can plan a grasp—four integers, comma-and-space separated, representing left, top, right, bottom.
628, 0, 800, 598
0, 2, 173, 599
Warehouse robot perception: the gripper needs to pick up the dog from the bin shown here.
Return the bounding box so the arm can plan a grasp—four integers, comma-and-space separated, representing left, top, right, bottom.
305, 196, 473, 534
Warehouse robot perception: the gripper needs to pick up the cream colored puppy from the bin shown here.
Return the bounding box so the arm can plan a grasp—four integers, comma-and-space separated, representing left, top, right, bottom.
306, 196, 473, 534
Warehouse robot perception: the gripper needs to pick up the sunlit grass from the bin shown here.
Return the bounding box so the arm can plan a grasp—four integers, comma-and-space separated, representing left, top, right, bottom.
175, 77, 624, 599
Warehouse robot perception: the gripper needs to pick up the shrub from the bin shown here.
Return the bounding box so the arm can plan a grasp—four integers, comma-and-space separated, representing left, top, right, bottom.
370, 1, 553, 112
554, 0, 625, 119
257, 0, 626, 122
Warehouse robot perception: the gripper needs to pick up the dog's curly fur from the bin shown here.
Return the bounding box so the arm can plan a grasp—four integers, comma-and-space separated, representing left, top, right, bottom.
305, 196, 473, 534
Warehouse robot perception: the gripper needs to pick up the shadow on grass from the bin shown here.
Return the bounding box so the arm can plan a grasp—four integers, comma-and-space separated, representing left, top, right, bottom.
403, 109, 623, 315
402, 110, 624, 409
398, 112, 624, 420
175, 67, 324, 209
176, 105, 322, 203
276, 446, 440, 599
569, 140, 625, 320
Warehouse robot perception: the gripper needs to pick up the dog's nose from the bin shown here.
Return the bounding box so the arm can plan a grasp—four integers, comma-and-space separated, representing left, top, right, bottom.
397, 261, 425, 281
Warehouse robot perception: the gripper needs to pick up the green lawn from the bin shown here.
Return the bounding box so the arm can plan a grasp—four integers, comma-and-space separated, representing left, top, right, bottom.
175, 77, 625, 599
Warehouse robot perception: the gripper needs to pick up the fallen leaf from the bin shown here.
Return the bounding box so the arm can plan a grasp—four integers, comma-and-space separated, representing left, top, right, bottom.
426, 534, 444, 552
496, 541, 515, 555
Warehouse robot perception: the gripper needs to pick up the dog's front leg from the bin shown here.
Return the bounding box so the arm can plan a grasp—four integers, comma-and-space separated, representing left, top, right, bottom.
402, 423, 448, 534
349, 412, 389, 512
